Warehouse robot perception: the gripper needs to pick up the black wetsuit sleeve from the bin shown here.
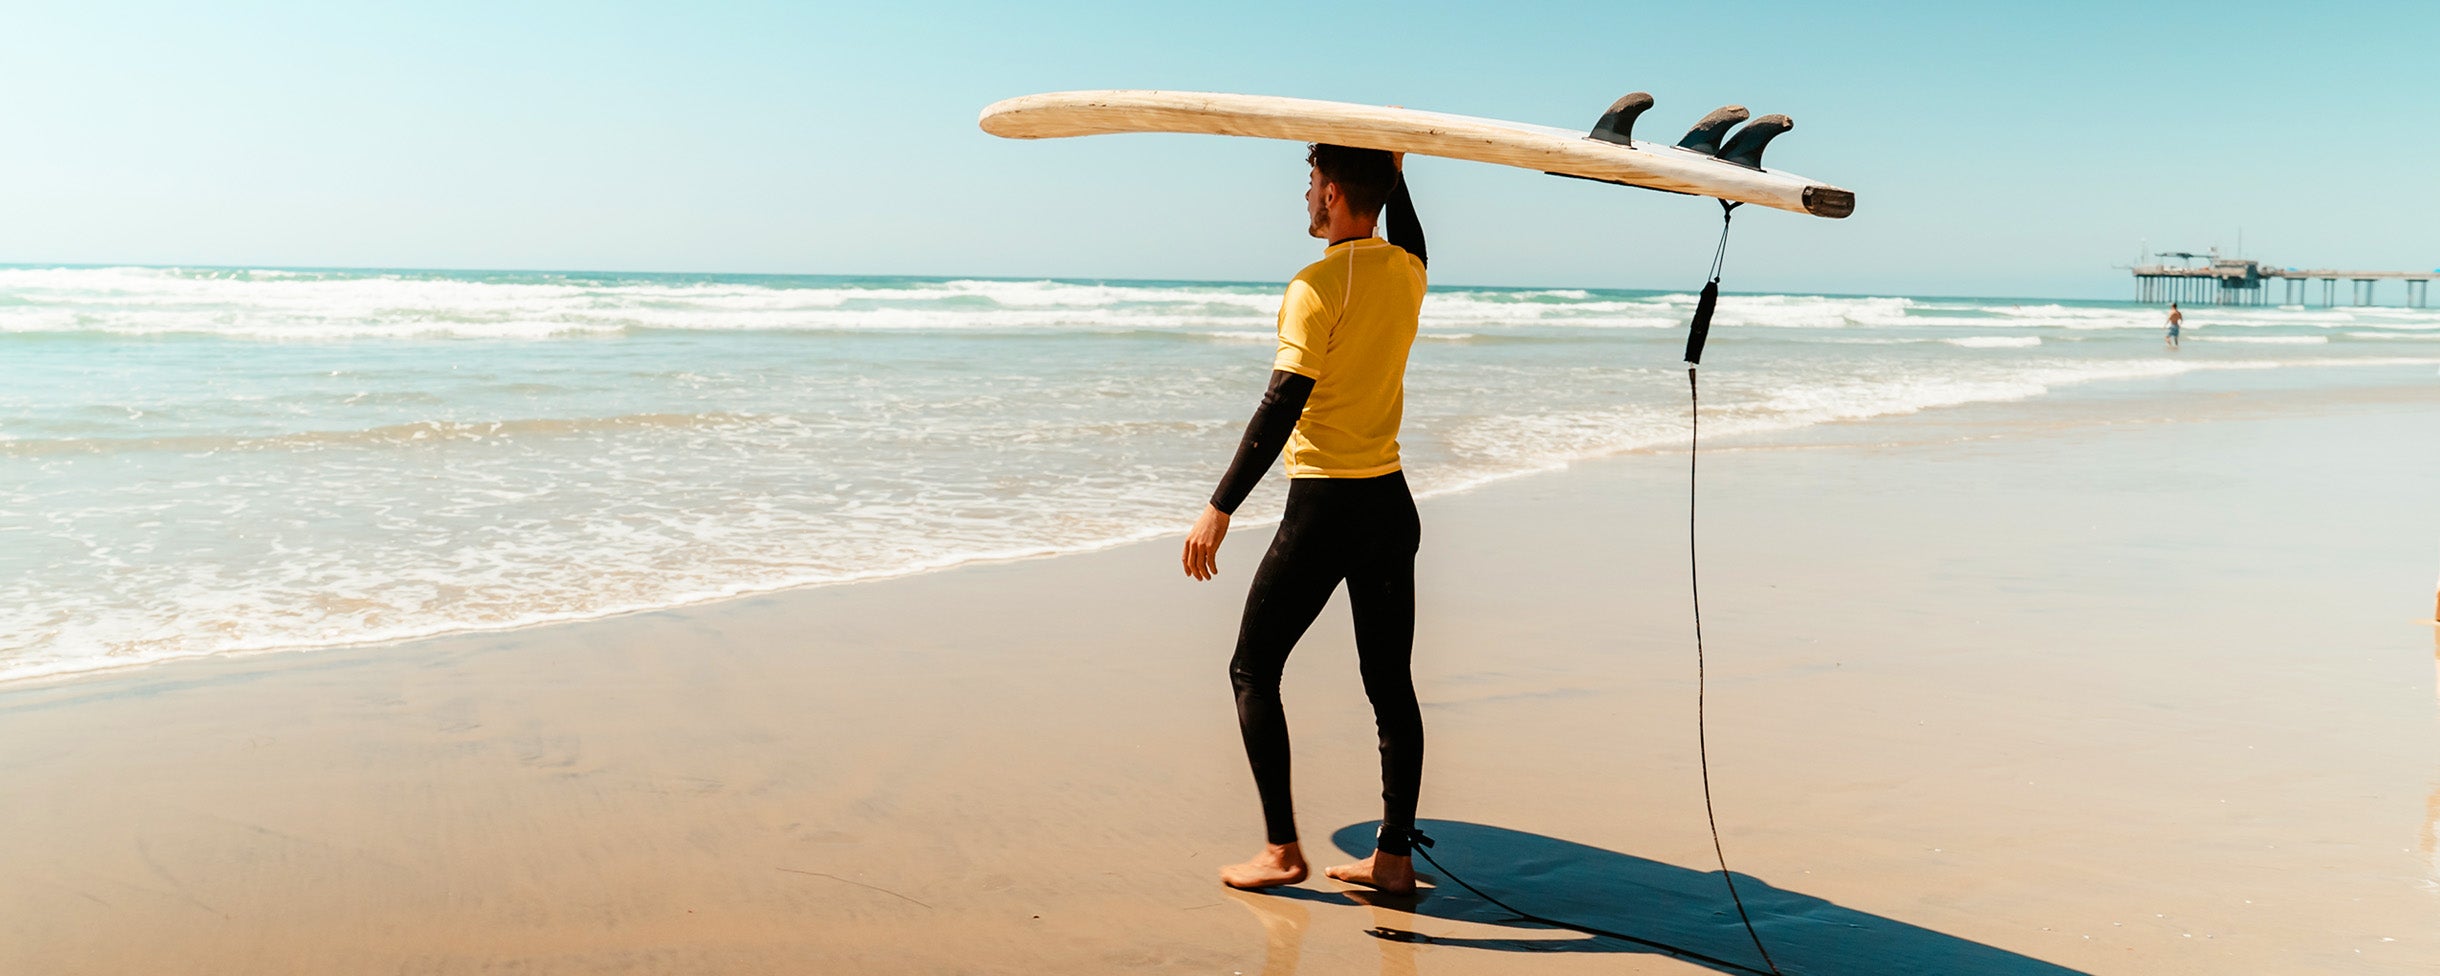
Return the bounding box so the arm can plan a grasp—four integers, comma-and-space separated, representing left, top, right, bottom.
1209, 369, 1315, 515
1384, 174, 1426, 269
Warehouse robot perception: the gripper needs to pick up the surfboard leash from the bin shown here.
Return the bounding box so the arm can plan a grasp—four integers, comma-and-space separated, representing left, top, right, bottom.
1389, 202, 1782, 976
1687, 200, 1785, 976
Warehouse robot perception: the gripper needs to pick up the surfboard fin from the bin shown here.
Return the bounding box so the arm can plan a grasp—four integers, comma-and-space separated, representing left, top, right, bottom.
1588, 92, 1653, 146
1676, 106, 1750, 156
1717, 114, 1792, 170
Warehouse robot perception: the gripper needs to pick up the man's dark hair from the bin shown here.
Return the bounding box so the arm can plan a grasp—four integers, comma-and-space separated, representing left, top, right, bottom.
1306, 143, 1398, 220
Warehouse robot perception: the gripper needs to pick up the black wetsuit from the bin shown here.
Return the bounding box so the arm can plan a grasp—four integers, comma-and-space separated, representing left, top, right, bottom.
1211, 177, 1427, 856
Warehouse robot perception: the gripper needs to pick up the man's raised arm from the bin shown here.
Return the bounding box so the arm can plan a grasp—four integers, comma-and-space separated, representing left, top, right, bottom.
1384, 174, 1426, 268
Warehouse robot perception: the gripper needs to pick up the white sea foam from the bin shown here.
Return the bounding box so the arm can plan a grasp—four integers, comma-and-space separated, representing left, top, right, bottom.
9, 265, 2437, 339
1819, 335, 2041, 347
6, 267, 2436, 685
1945, 336, 2042, 348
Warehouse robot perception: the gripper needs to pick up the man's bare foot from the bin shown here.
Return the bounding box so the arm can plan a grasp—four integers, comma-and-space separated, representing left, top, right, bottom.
1220, 842, 1309, 889
1325, 851, 1415, 894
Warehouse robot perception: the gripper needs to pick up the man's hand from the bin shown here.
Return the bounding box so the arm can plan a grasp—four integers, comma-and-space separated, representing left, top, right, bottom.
1182, 504, 1230, 581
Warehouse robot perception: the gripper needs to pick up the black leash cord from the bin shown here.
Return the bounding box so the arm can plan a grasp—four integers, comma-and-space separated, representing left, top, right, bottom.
1691, 352, 1783, 976
1392, 202, 1784, 976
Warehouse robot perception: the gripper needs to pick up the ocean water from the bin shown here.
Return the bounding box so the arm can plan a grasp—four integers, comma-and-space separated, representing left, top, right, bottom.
4, 265, 2436, 684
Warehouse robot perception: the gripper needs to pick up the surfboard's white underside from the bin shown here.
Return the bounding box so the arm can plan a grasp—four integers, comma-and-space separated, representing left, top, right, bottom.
980, 90, 1854, 219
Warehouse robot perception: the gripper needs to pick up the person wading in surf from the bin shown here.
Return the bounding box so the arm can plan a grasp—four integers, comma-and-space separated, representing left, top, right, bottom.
1181, 144, 1429, 893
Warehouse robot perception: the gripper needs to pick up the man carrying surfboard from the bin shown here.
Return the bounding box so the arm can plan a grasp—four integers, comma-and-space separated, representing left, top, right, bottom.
1181, 144, 1429, 893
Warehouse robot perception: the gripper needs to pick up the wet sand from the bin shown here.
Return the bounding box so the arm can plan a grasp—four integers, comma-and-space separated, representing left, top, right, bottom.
4, 371, 2437, 975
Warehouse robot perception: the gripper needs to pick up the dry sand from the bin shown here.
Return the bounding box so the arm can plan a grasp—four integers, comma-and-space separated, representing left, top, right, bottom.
4, 373, 2437, 975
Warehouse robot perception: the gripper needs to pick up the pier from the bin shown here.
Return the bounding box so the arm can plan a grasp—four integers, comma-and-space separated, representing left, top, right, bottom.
2132, 250, 2436, 307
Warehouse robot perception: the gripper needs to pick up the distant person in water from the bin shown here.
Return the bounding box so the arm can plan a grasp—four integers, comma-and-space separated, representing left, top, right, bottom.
1180, 144, 1429, 894
2166, 303, 2182, 348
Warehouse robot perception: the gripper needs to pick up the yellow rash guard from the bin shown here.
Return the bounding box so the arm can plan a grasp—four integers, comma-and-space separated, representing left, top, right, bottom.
1270, 237, 1427, 478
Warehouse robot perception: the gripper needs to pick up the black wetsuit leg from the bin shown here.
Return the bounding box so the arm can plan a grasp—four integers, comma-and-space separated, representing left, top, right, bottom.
1344, 475, 1424, 855
1228, 471, 1423, 853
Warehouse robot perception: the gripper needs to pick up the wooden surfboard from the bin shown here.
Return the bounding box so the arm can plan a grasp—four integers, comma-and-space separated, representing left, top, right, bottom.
979, 90, 1854, 219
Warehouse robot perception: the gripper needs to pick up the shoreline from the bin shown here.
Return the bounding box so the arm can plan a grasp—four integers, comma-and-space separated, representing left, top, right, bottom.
13, 356, 2433, 693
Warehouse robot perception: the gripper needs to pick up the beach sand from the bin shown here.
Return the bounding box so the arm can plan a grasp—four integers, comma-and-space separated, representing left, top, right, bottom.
4, 371, 2437, 975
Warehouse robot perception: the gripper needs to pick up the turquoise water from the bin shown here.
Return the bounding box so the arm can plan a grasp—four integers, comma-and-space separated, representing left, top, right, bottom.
3, 265, 2435, 682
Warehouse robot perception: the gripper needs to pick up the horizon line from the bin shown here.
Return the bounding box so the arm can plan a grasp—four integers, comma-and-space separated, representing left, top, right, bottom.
0, 260, 2153, 307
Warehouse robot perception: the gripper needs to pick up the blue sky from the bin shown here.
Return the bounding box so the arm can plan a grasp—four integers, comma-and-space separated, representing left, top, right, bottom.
2, 1, 2432, 298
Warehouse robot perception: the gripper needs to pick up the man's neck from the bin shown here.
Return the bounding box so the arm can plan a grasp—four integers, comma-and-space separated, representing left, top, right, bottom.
1324, 218, 1378, 248
1327, 223, 1385, 247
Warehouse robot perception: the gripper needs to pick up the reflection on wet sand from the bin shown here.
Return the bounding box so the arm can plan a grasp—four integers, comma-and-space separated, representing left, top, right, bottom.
2423, 783, 2440, 888
1227, 886, 1422, 976
1227, 888, 1310, 976
1350, 890, 1422, 976
2424, 628, 2439, 886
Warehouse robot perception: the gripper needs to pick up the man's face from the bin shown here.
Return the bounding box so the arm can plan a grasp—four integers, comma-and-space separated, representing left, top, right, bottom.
1305, 167, 1332, 239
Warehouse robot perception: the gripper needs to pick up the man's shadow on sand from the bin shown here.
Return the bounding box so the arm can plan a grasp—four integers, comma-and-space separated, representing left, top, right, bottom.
1232, 820, 2086, 976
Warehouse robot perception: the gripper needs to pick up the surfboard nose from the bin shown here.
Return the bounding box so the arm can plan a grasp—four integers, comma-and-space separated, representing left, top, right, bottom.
1802, 186, 1856, 219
